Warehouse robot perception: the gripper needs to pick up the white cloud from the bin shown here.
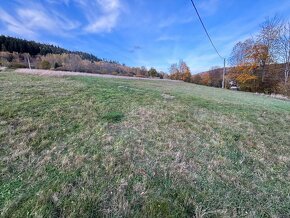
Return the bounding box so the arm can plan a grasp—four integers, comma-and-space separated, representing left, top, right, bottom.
0, 4, 80, 38
17, 9, 55, 31
84, 0, 121, 33
0, 8, 36, 37
197, 0, 220, 16
0, 0, 122, 37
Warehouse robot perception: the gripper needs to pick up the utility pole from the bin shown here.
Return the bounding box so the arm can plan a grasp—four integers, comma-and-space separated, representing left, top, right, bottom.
222, 58, 226, 89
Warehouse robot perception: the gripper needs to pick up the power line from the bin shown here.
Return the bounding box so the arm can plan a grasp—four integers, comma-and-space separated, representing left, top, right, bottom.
189, 0, 226, 88
189, 0, 224, 60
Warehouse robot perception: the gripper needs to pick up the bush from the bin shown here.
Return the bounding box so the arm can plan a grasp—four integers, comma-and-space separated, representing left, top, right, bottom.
148, 68, 158, 77
54, 66, 67, 71
192, 74, 202, 84
277, 82, 290, 97
8, 62, 27, 69
6, 53, 13, 62
40, 60, 51, 69
54, 62, 61, 69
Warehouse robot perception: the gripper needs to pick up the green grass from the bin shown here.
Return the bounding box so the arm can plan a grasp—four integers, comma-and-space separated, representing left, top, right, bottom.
102, 112, 125, 123
0, 71, 290, 217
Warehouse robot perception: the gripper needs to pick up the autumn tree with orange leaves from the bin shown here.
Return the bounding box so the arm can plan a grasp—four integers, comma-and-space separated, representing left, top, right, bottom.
169, 60, 191, 82
228, 38, 259, 91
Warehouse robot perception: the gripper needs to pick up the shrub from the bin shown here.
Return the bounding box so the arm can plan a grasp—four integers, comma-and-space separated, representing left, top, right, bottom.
148, 68, 158, 77
192, 74, 202, 84
277, 82, 290, 97
8, 62, 27, 69
40, 60, 51, 69
54, 62, 61, 69
54, 66, 67, 71
6, 53, 13, 62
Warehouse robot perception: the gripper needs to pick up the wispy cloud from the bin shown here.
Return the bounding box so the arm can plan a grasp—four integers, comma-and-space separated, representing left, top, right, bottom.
0, 8, 36, 37
197, 0, 221, 16
84, 0, 122, 33
0, 0, 123, 37
0, 3, 80, 38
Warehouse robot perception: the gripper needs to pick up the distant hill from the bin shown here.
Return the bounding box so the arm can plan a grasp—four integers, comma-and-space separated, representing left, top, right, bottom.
0, 35, 165, 79
0, 35, 117, 63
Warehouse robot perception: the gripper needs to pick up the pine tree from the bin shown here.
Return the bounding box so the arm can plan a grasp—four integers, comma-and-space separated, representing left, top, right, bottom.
1, 44, 6, 51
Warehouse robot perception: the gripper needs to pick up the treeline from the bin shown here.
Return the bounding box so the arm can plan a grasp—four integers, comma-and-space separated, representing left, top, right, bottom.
0, 35, 166, 78
0, 51, 165, 78
194, 17, 289, 96
0, 35, 119, 63
168, 61, 226, 87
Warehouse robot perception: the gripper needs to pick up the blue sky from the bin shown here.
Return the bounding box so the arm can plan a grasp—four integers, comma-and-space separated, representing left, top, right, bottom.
0, 0, 289, 73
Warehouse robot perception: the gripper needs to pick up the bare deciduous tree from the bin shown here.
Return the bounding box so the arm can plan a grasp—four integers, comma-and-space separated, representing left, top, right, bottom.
278, 22, 290, 84
257, 16, 282, 82
229, 38, 255, 67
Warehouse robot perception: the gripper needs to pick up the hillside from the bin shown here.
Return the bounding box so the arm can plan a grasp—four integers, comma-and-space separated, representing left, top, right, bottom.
0, 36, 162, 78
0, 35, 102, 62
1, 70, 290, 217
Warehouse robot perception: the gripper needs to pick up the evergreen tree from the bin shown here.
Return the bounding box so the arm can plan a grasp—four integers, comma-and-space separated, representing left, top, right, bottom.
0, 35, 103, 62
148, 67, 158, 77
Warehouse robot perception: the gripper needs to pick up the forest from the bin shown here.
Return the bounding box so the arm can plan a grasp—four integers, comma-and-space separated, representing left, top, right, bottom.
0, 35, 102, 62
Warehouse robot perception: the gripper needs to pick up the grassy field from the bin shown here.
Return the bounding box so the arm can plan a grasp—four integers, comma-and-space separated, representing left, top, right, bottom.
1, 71, 290, 217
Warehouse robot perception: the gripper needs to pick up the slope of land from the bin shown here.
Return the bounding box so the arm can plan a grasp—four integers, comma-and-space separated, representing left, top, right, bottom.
1, 71, 290, 217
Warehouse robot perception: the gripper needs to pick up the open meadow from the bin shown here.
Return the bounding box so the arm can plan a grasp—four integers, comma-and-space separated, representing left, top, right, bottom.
1, 71, 290, 217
